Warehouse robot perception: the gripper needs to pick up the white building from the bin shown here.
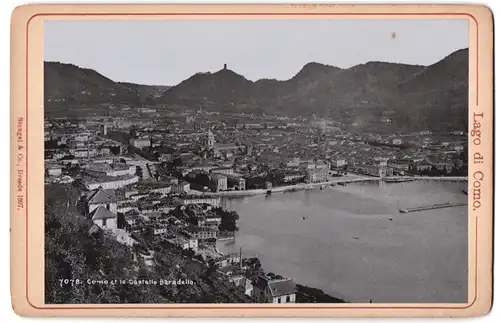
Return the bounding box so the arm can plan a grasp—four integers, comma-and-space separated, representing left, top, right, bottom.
211, 167, 233, 175
171, 236, 198, 252
73, 134, 89, 142
331, 158, 346, 168
85, 163, 136, 177
149, 186, 172, 195
46, 164, 63, 177
306, 168, 329, 183
70, 148, 97, 158
226, 175, 246, 190
129, 138, 151, 149
154, 227, 168, 236
90, 206, 117, 232
87, 188, 119, 214
171, 182, 191, 194
138, 107, 156, 113
252, 276, 297, 304
86, 175, 139, 190
210, 174, 227, 192
201, 129, 215, 149
392, 138, 403, 145
179, 196, 221, 207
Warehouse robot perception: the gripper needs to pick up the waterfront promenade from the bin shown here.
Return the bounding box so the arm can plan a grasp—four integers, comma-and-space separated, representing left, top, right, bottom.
189, 175, 468, 198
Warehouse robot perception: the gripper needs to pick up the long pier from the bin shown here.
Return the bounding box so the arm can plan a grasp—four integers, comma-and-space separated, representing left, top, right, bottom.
399, 202, 467, 213
388, 176, 467, 182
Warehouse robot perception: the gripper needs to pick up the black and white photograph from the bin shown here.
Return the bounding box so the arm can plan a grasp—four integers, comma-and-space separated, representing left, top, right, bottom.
43, 18, 469, 304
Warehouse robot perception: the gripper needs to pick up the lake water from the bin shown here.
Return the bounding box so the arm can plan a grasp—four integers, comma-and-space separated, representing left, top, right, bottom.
218, 181, 468, 303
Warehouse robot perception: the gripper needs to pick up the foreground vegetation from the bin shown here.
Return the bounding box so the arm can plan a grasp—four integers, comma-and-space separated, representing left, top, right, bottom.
45, 184, 250, 304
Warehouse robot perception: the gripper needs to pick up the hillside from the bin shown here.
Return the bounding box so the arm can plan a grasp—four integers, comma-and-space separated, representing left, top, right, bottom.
44, 62, 140, 107
395, 48, 469, 130
44, 48, 468, 131
151, 48, 468, 131
159, 69, 253, 108
118, 82, 171, 102
45, 184, 251, 304
274, 61, 426, 119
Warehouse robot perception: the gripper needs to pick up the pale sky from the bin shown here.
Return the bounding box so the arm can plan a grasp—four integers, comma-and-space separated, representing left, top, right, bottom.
44, 19, 468, 86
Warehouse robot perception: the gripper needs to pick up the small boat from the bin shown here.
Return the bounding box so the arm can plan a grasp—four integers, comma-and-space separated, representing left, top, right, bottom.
462, 188, 468, 195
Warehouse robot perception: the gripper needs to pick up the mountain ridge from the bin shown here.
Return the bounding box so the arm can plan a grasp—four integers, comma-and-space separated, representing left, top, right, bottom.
44, 48, 468, 131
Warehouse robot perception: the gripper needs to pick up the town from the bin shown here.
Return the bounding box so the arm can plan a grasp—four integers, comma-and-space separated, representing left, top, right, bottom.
44, 107, 468, 303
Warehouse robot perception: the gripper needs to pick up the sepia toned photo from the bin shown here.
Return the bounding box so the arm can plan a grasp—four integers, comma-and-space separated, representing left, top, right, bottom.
41, 17, 471, 305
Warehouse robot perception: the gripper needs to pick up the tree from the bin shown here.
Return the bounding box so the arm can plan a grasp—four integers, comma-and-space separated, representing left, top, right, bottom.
110, 146, 121, 155
45, 184, 143, 304
172, 158, 183, 167
218, 209, 240, 232
143, 226, 155, 245
194, 173, 211, 187
450, 165, 460, 176
244, 257, 263, 280
72, 178, 88, 192
136, 166, 143, 179
428, 165, 441, 177
204, 259, 219, 280
45, 184, 251, 305
117, 212, 126, 229
265, 169, 286, 186
420, 167, 430, 176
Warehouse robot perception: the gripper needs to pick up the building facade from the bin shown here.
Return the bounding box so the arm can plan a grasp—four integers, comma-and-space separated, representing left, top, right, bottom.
210, 174, 228, 191
88, 188, 119, 214
306, 168, 329, 183
252, 276, 297, 304
226, 175, 246, 190
331, 158, 346, 168
129, 138, 151, 149
90, 206, 118, 232
179, 196, 221, 207
86, 175, 139, 190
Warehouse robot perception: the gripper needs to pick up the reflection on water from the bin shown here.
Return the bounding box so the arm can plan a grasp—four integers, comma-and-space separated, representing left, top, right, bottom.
218, 181, 468, 303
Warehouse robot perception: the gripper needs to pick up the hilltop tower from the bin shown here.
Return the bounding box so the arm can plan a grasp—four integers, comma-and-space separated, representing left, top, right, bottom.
223, 63, 227, 70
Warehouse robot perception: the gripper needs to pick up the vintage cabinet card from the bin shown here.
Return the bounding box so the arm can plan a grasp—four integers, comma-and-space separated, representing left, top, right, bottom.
10, 3, 493, 318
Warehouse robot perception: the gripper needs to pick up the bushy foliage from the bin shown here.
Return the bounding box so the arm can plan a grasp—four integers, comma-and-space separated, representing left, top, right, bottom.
45, 184, 250, 304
